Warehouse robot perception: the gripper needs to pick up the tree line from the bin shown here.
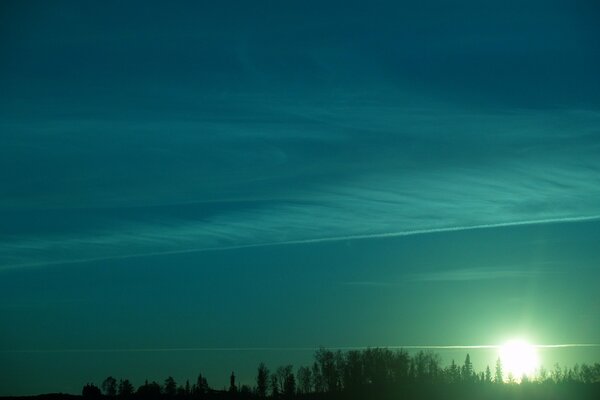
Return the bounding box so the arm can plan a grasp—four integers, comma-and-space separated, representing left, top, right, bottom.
81, 348, 600, 400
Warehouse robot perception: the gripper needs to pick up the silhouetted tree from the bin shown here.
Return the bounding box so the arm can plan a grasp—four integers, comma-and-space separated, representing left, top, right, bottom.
297, 366, 312, 394
194, 373, 209, 397
270, 373, 280, 398
494, 357, 503, 383
539, 366, 549, 383
256, 363, 270, 399
342, 350, 363, 390
239, 384, 252, 399
461, 354, 473, 382
283, 369, 296, 398
136, 380, 161, 399
478, 371, 485, 383
72, 348, 600, 400
314, 348, 341, 392
447, 360, 460, 383
229, 371, 237, 393
118, 379, 134, 399
164, 376, 177, 397
413, 351, 426, 381
82, 383, 102, 399
311, 362, 323, 393
364, 348, 392, 386
274, 365, 294, 395
429, 352, 442, 381
507, 371, 515, 384
591, 363, 600, 382
579, 364, 595, 383
391, 349, 411, 384
102, 376, 117, 397
552, 363, 564, 383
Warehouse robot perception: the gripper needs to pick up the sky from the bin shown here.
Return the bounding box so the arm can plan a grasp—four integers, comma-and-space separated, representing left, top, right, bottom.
1, 0, 600, 395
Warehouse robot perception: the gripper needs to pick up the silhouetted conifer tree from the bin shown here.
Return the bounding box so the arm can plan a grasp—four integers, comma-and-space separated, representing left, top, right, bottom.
461, 354, 473, 382
494, 357, 503, 383
164, 376, 177, 397
195, 373, 209, 397
448, 360, 460, 383
229, 371, 237, 393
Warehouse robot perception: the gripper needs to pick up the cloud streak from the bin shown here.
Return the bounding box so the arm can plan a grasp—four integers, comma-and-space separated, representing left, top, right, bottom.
406, 266, 562, 282
2, 104, 600, 270
1, 214, 599, 270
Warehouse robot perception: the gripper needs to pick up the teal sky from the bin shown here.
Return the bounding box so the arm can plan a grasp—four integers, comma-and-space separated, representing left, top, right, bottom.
1, 0, 600, 395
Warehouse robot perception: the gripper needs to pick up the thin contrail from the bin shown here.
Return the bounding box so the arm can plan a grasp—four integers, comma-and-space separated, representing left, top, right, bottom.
3, 344, 600, 353
3, 214, 600, 270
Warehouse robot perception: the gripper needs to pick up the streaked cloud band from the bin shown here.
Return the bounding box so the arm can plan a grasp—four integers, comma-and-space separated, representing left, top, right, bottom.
2, 105, 600, 270
2, 214, 599, 270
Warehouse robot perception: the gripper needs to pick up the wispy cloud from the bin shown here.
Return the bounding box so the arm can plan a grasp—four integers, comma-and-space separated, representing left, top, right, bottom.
1, 104, 600, 270
340, 265, 561, 287
339, 281, 397, 287
2, 213, 599, 271
407, 267, 561, 282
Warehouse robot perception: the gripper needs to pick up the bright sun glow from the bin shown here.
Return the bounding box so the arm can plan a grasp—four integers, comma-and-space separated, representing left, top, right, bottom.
499, 339, 539, 381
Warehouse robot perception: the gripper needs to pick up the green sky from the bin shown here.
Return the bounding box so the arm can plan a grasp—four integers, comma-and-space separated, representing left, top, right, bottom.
1, 0, 600, 395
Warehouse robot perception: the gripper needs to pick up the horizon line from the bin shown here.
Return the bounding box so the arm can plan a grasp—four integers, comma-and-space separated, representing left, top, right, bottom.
3, 344, 600, 353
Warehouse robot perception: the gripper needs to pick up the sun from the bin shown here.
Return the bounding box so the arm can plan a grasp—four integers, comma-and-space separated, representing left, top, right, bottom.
499, 339, 539, 381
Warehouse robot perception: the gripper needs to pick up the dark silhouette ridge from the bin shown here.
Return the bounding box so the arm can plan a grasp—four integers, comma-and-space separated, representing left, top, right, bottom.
2, 348, 599, 400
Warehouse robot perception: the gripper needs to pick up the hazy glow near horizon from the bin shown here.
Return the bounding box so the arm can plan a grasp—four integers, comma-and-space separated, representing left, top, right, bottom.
500, 340, 539, 381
